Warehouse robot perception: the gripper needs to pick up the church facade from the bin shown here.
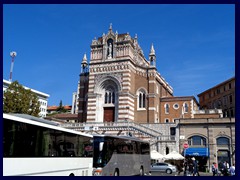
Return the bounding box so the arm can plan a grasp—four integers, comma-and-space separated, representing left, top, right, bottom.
78, 25, 199, 123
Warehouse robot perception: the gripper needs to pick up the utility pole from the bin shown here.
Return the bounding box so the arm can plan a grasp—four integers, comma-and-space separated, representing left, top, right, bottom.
9, 51, 17, 82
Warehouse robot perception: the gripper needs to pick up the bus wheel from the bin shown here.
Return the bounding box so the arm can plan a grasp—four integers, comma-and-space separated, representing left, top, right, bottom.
69, 173, 75, 176
114, 169, 119, 176
140, 167, 144, 176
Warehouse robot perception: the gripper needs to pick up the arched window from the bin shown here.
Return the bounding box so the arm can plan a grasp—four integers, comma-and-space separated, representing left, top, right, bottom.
104, 90, 115, 104
165, 104, 169, 114
184, 103, 188, 113
139, 93, 142, 107
142, 93, 146, 108
105, 92, 108, 104
112, 92, 115, 104
188, 135, 207, 147
166, 147, 169, 155
217, 137, 229, 145
137, 89, 146, 109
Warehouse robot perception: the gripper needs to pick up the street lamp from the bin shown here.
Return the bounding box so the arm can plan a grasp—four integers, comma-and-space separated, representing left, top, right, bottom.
9, 51, 17, 82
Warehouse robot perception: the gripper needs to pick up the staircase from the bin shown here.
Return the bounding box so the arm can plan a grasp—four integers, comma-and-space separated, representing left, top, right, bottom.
59, 120, 178, 152
59, 120, 163, 142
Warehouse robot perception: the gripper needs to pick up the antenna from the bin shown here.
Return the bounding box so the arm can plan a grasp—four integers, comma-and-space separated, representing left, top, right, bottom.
9, 51, 17, 82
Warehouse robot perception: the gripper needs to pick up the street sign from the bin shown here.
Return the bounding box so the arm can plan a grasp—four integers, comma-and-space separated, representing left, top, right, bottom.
183, 143, 189, 149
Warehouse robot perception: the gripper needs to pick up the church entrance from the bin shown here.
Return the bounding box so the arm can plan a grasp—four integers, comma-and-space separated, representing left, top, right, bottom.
103, 107, 115, 122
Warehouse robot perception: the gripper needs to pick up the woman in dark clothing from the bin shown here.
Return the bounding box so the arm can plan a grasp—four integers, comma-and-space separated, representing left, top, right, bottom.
192, 157, 200, 176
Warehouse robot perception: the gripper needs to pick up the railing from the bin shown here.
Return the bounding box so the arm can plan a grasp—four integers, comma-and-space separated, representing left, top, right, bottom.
60, 120, 163, 138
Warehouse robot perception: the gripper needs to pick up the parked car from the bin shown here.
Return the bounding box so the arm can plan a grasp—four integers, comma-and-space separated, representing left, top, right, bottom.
150, 162, 177, 174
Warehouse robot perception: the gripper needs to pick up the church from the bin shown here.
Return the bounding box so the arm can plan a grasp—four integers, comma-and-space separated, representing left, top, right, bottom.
67, 25, 234, 171
78, 24, 199, 124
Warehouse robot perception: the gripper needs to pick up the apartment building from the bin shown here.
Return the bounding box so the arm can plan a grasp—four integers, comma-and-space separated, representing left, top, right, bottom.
3, 79, 50, 117
197, 77, 235, 117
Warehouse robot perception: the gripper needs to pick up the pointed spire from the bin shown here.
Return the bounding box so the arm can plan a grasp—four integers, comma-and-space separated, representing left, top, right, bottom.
135, 34, 138, 39
149, 43, 155, 55
149, 43, 156, 67
81, 53, 88, 67
109, 23, 112, 32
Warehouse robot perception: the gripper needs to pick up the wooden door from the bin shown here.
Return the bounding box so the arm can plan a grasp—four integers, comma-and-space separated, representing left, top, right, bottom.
104, 107, 115, 122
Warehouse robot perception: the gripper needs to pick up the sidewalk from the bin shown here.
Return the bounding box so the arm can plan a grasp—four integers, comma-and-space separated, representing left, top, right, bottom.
178, 172, 214, 176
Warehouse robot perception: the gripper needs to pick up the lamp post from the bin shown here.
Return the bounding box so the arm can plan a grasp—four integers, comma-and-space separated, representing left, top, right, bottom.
9, 51, 17, 82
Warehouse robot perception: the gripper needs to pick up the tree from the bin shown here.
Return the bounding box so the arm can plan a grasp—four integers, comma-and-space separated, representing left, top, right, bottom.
56, 100, 67, 113
3, 81, 40, 117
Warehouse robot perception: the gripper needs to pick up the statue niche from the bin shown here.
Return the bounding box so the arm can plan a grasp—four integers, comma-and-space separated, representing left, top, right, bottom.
107, 39, 113, 59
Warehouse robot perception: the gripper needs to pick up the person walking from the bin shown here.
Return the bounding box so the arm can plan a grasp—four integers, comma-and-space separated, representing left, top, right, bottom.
212, 162, 217, 176
188, 161, 194, 176
183, 160, 188, 176
229, 163, 235, 176
192, 157, 200, 176
222, 161, 229, 176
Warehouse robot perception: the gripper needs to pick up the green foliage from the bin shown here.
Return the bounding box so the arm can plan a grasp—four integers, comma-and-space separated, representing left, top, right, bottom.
3, 81, 40, 117
56, 100, 67, 113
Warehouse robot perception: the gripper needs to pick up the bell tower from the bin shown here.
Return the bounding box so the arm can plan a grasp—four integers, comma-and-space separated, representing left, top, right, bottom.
78, 53, 89, 122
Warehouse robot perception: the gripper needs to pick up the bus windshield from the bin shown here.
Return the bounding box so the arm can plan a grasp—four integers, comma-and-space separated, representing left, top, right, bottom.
92, 135, 150, 176
93, 137, 114, 168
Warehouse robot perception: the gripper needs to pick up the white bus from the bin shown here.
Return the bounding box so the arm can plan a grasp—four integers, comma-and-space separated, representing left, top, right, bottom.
3, 113, 93, 176
92, 135, 151, 176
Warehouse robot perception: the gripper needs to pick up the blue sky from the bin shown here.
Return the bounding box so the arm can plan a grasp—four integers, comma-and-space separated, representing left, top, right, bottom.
3, 4, 235, 106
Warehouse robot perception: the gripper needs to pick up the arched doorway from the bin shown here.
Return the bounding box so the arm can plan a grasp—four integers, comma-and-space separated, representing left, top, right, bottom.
216, 137, 231, 168
94, 77, 120, 122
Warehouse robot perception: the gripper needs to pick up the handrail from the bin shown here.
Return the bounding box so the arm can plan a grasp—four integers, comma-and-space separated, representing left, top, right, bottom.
60, 120, 162, 138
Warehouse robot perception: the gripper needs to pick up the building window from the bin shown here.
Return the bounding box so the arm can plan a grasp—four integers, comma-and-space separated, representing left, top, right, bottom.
188, 135, 207, 147
165, 118, 169, 123
104, 90, 115, 104
137, 89, 146, 109
173, 103, 179, 109
183, 103, 188, 113
217, 137, 229, 145
229, 83, 232, 89
170, 127, 176, 136
165, 104, 169, 114
223, 96, 227, 105
229, 94, 233, 104
166, 147, 169, 155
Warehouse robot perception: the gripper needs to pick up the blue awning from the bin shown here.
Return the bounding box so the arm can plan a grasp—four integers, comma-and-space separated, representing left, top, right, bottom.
185, 147, 209, 157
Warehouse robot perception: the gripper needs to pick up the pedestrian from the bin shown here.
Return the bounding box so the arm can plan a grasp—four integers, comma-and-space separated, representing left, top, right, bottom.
211, 162, 217, 176
219, 161, 224, 175
183, 160, 188, 176
229, 163, 235, 176
188, 161, 194, 176
192, 157, 200, 176
222, 161, 229, 176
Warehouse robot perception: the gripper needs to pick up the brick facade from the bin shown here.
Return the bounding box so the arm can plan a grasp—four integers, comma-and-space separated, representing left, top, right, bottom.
77, 25, 201, 124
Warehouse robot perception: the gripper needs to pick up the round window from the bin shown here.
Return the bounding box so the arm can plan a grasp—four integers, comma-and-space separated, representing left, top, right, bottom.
173, 103, 179, 109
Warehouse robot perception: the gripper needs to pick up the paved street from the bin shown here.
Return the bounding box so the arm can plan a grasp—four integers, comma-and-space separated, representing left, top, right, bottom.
148, 171, 213, 176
